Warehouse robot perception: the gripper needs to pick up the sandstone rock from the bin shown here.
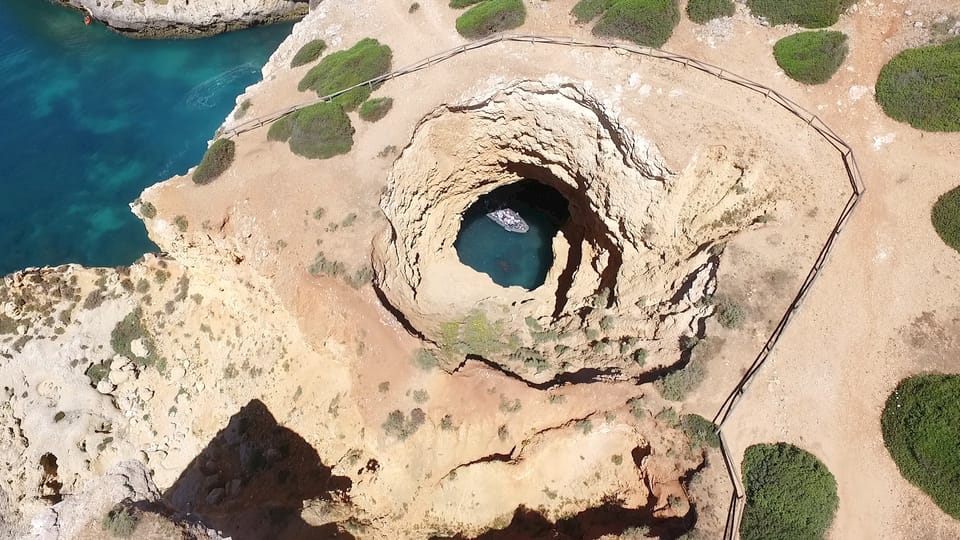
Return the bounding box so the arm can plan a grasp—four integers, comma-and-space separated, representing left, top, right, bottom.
96, 380, 116, 395
56, 0, 309, 38
130, 338, 149, 360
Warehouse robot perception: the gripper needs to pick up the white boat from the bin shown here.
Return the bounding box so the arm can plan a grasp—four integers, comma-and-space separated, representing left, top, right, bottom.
486, 207, 529, 233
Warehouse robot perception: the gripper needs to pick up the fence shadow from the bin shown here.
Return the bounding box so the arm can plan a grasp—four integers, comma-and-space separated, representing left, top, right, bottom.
164, 399, 354, 539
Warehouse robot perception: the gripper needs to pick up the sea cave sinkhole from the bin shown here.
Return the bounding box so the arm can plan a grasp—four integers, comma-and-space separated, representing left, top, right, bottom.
454, 179, 570, 290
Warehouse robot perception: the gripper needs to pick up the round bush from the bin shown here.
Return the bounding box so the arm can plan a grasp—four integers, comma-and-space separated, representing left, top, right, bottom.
455, 0, 526, 38
290, 39, 328, 68
882, 374, 960, 519
592, 0, 680, 48
745, 0, 855, 28
876, 39, 960, 132
267, 102, 355, 160
298, 38, 393, 111
359, 97, 394, 122
773, 31, 848, 84
686, 0, 734, 24
740, 443, 839, 540
932, 186, 960, 253
192, 138, 235, 185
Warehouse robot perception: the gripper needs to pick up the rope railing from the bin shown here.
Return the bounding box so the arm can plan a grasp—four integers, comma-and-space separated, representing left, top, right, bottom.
225, 34, 864, 538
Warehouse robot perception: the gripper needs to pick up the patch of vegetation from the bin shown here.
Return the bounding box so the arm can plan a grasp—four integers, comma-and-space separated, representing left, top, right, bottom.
440, 310, 505, 356
139, 201, 156, 219
440, 414, 455, 430
102, 505, 139, 538
745, 0, 855, 28
680, 414, 720, 449
881, 374, 960, 519
714, 296, 745, 328
298, 38, 393, 111
655, 406, 679, 426
235, 99, 252, 119
586, 0, 681, 48
632, 348, 648, 366
174, 215, 189, 232
455, 0, 526, 39
414, 348, 440, 371
654, 337, 713, 401
268, 102, 355, 159
773, 31, 849, 85
575, 419, 593, 434
450, 0, 485, 7
110, 308, 161, 370
412, 389, 430, 403
932, 186, 960, 253
290, 38, 328, 68
686, 0, 734, 23
192, 138, 235, 185
628, 396, 645, 419
85, 360, 113, 386
875, 39, 960, 132
499, 395, 522, 413
740, 443, 839, 540
378, 381, 390, 393
409, 2, 421, 13
358, 97, 394, 122
383, 408, 426, 440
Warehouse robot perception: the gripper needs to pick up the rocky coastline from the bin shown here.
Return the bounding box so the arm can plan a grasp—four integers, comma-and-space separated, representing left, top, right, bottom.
54, 0, 308, 38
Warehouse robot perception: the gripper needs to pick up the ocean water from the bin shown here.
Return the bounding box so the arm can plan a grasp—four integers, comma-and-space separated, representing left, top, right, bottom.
455, 182, 569, 290
0, 0, 292, 275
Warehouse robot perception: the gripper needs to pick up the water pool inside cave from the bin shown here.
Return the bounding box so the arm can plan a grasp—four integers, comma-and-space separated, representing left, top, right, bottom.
454, 180, 569, 290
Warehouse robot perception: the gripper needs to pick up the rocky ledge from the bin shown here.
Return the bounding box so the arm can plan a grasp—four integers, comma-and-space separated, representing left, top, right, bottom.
55, 0, 308, 38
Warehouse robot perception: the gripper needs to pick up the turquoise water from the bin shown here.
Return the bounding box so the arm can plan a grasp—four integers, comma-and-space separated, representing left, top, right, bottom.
455, 181, 569, 290
0, 0, 292, 275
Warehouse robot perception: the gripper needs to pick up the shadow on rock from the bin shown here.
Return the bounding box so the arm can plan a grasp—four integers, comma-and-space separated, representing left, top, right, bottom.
433, 502, 694, 540
164, 399, 353, 539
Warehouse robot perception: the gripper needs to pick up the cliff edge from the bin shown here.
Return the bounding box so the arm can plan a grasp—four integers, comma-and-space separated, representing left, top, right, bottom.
56, 0, 308, 38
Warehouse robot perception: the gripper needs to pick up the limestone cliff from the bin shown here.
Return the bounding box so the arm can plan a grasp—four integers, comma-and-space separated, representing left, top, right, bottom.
56, 0, 308, 38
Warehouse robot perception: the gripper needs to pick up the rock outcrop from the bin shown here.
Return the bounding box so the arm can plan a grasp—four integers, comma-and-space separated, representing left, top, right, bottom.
56, 0, 308, 38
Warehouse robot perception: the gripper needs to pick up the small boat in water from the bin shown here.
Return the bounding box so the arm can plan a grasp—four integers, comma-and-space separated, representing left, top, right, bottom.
486, 207, 529, 233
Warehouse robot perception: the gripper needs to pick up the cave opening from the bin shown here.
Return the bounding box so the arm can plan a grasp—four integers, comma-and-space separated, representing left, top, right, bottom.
454, 179, 570, 290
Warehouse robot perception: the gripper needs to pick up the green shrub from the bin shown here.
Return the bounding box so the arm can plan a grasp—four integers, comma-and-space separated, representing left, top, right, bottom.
740, 443, 838, 540
290, 39, 327, 68
383, 408, 426, 440
298, 38, 393, 111
686, 0, 734, 23
455, 0, 526, 38
932, 186, 960, 253
773, 31, 848, 85
192, 138, 235, 185
654, 339, 710, 401
680, 414, 720, 449
881, 374, 960, 519
358, 97, 394, 122
875, 39, 960, 132
102, 505, 139, 538
139, 201, 156, 219
591, 0, 680, 48
715, 296, 745, 328
450, 0, 485, 7
745, 0, 855, 28
111, 307, 159, 369
572, 0, 613, 23
414, 348, 440, 370
268, 102, 355, 159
